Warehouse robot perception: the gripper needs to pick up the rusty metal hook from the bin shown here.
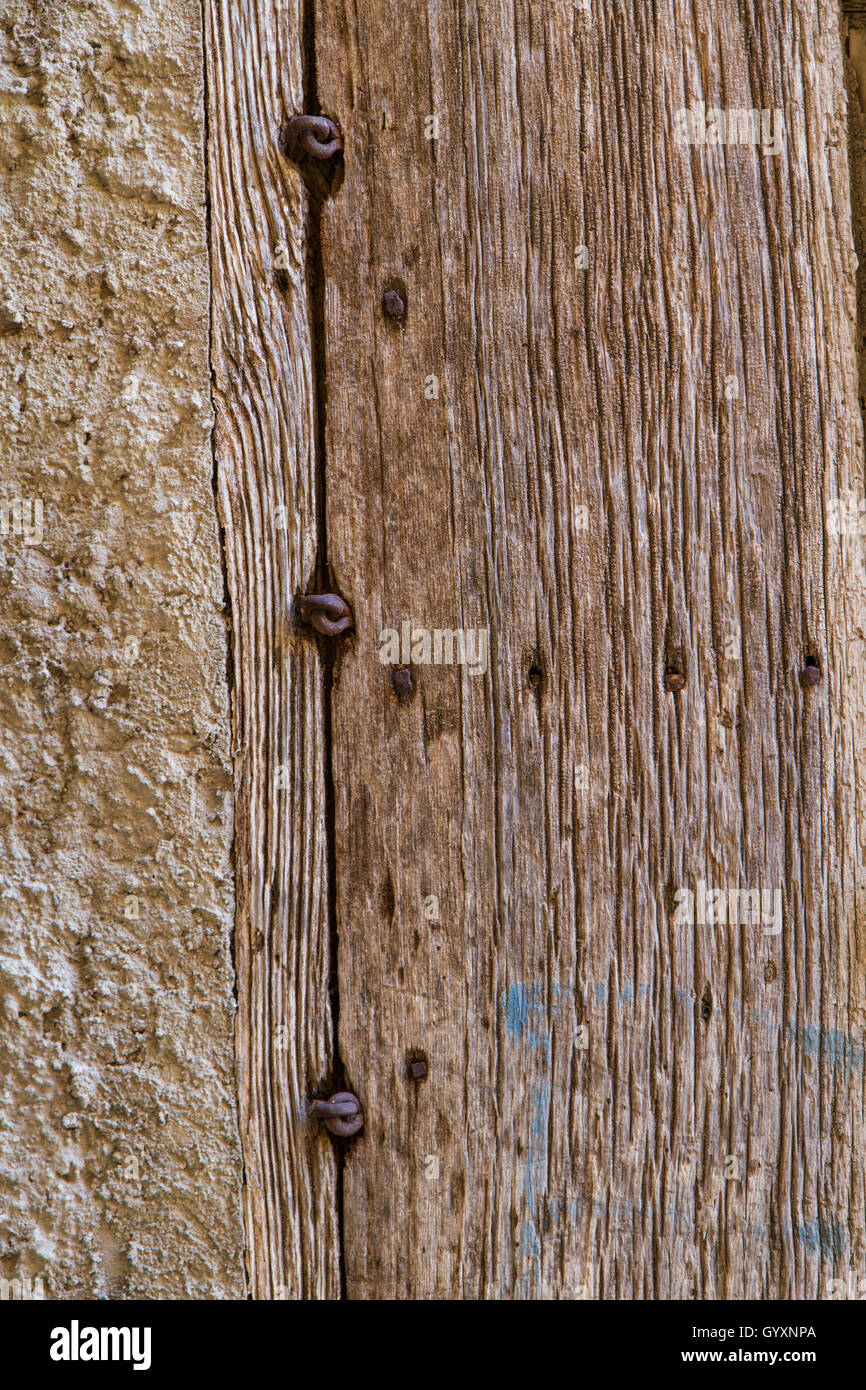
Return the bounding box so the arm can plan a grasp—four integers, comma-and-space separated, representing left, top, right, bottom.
311, 1091, 363, 1137
297, 593, 353, 637
283, 114, 343, 162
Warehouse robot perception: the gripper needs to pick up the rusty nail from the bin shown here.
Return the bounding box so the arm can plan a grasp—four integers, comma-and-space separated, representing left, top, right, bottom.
408, 1059, 428, 1080
311, 1091, 363, 1137
664, 670, 686, 693
382, 289, 406, 320
283, 114, 343, 162
800, 659, 822, 687
297, 593, 353, 637
391, 665, 413, 701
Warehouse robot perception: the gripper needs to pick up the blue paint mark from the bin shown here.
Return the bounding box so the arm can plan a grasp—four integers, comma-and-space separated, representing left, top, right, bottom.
797, 1220, 846, 1257
786, 1022, 864, 1070
530, 1081, 551, 1142
519, 1218, 541, 1262
502, 983, 544, 1044
519, 1080, 552, 1220
500, 987, 561, 1289
513, 1219, 543, 1300
500, 983, 567, 1059
754, 1010, 865, 1071
585, 1200, 847, 1256
574, 986, 865, 1072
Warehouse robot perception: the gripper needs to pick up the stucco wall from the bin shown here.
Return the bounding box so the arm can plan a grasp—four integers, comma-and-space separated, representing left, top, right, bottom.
0, 1, 245, 1298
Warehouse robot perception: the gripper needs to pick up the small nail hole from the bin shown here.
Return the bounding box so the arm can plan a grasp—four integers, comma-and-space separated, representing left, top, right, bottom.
664, 669, 686, 693
800, 656, 822, 687
381, 872, 395, 922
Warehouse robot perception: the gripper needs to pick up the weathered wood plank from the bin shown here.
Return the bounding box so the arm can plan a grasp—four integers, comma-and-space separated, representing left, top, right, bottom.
204, 0, 340, 1298
316, 0, 866, 1298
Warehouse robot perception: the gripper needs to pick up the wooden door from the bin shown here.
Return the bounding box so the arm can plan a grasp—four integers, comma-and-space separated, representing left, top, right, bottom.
207, 0, 866, 1299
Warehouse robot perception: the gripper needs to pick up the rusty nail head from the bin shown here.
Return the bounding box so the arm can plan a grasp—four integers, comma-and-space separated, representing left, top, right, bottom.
664, 670, 686, 693
382, 289, 406, 320
408, 1059, 428, 1080
283, 114, 343, 162
297, 593, 353, 637
311, 1091, 363, 1137
391, 665, 413, 701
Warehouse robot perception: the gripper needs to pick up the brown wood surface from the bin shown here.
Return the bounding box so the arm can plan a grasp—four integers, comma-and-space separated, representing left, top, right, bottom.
209, 0, 866, 1298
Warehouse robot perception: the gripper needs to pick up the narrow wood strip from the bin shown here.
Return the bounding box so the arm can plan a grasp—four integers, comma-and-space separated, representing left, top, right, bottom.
204, 0, 340, 1299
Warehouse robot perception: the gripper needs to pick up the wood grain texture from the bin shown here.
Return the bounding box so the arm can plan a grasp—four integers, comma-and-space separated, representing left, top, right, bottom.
314, 0, 866, 1298
204, 0, 340, 1298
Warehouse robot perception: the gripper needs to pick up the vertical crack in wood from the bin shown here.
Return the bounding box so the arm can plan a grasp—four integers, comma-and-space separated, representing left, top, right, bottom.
301, 0, 348, 1301
199, 0, 249, 1296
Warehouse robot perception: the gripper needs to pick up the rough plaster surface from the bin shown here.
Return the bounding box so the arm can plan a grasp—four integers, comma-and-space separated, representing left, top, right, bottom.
0, 1, 246, 1298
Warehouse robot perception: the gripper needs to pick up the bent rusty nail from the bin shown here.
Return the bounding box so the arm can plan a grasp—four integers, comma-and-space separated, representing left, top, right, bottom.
297, 593, 353, 637
311, 1091, 363, 1138
311, 1099, 358, 1118
284, 114, 343, 162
